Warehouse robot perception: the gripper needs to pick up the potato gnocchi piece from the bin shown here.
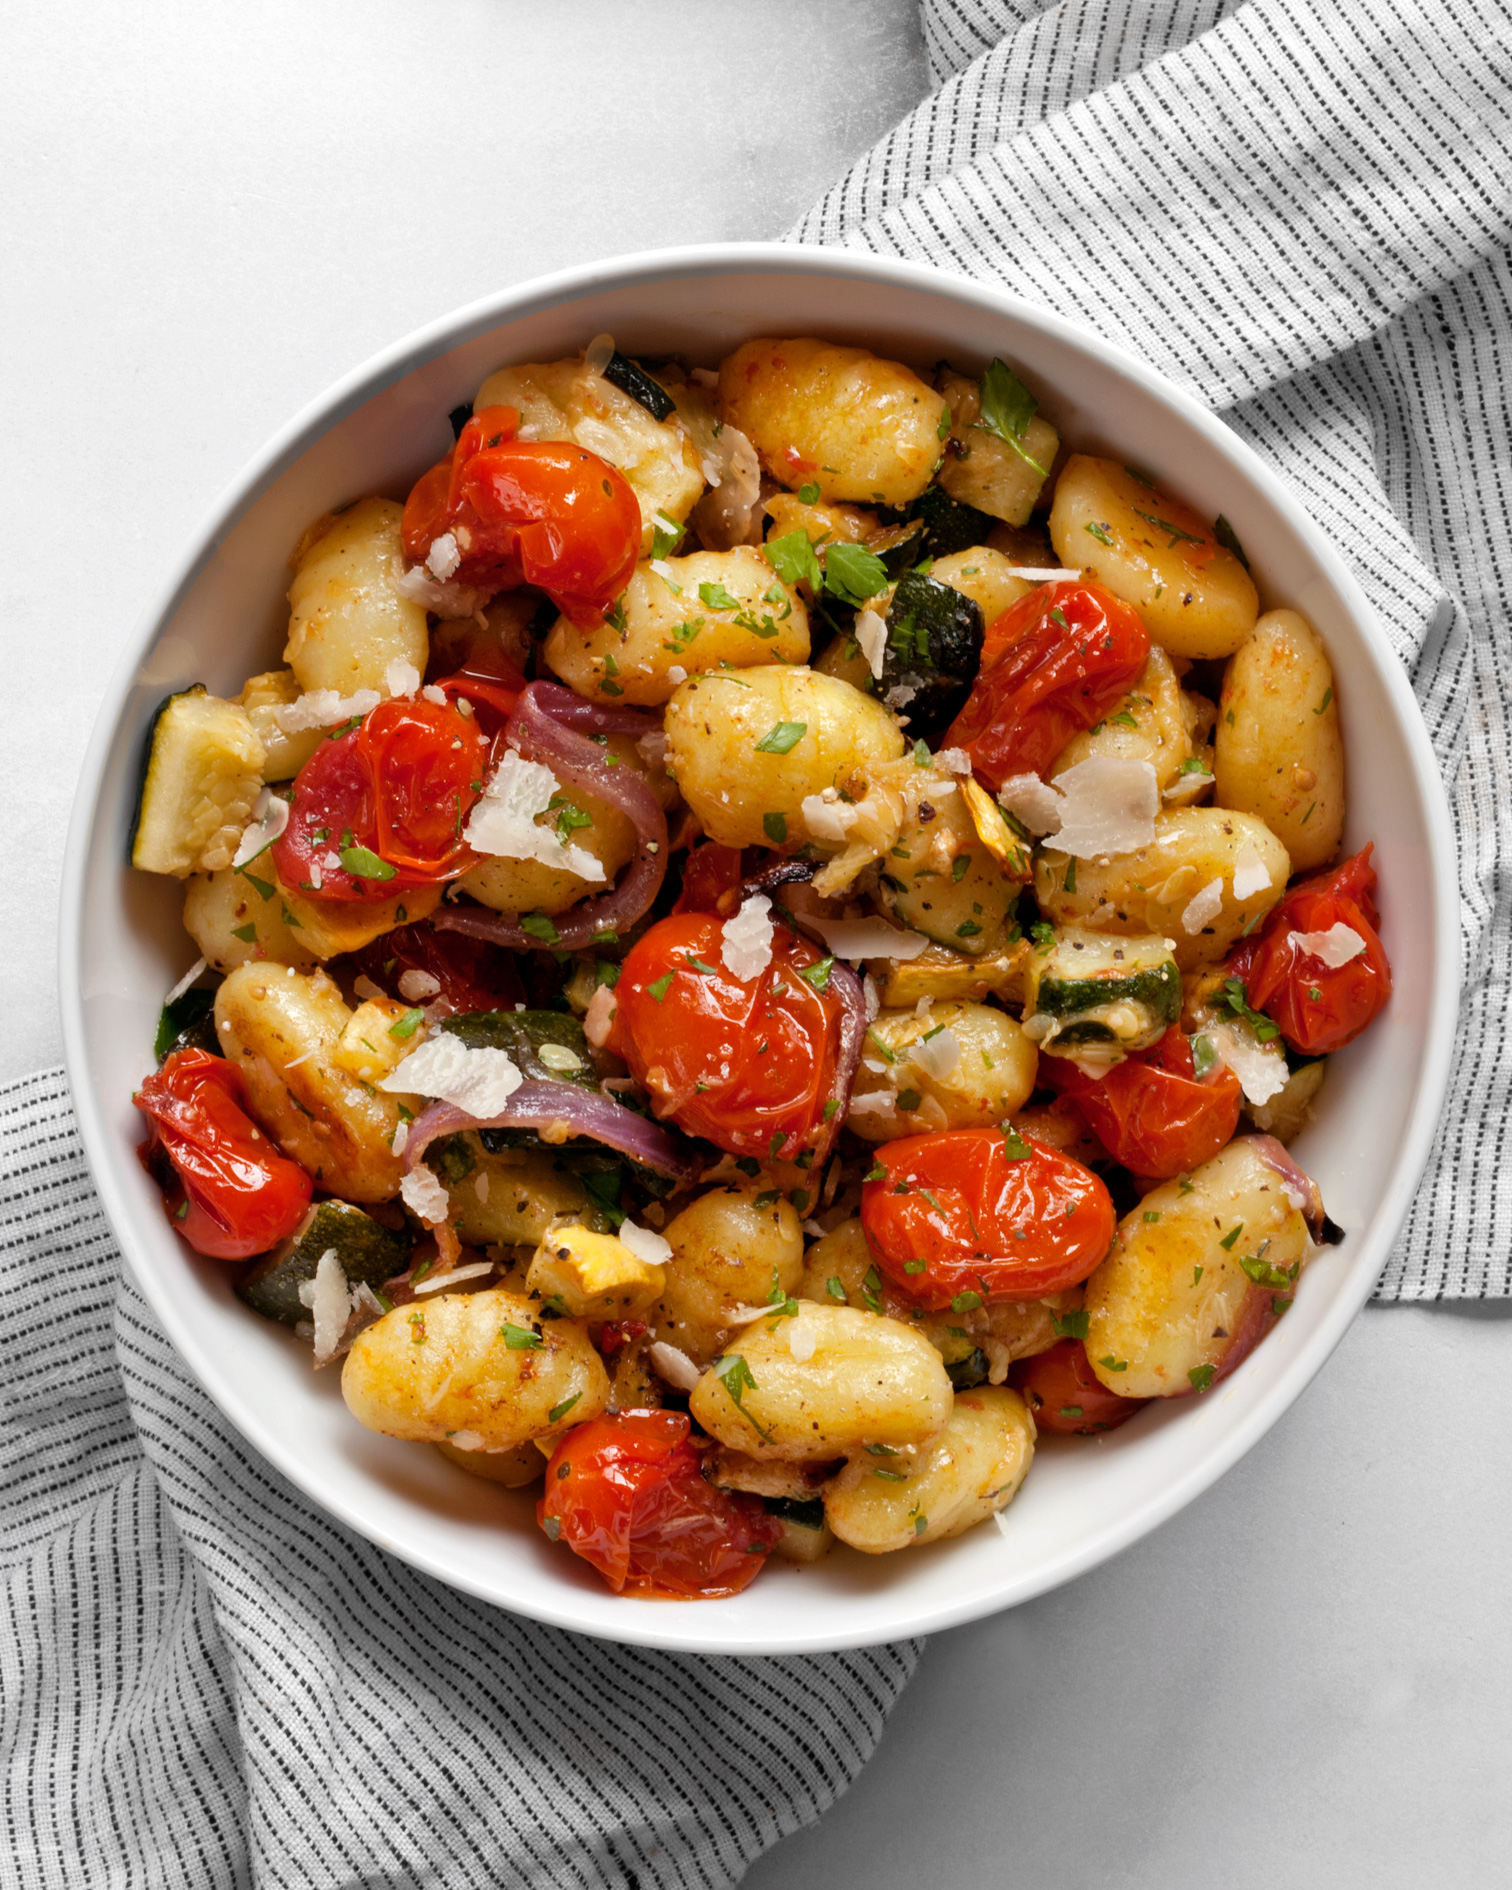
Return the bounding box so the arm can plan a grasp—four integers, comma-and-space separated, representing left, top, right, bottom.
848, 1001, 1038, 1141
435, 1438, 545, 1487
238, 670, 324, 782
1049, 456, 1258, 659
719, 338, 947, 507
475, 354, 704, 549
824, 1386, 1035, 1552
1033, 807, 1289, 971
457, 734, 645, 918
763, 492, 879, 551
182, 866, 319, 974
542, 547, 808, 706
927, 546, 1037, 627
1050, 646, 1197, 794
214, 965, 410, 1201
936, 365, 1060, 528
343, 1289, 610, 1449
664, 666, 903, 849
651, 1187, 805, 1369
1214, 609, 1345, 871
284, 497, 430, 696
688, 1303, 953, 1461
1083, 1138, 1314, 1398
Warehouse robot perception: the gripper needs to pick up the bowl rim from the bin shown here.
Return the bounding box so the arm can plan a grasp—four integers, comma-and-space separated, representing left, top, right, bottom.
58, 240, 1460, 1653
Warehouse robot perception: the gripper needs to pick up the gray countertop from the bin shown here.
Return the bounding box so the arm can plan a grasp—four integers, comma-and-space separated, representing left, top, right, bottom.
8, 4, 1506, 1882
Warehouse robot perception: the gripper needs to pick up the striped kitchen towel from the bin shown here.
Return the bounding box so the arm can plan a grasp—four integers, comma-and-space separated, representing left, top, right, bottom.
794, 0, 1512, 1298
0, 1073, 920, 1889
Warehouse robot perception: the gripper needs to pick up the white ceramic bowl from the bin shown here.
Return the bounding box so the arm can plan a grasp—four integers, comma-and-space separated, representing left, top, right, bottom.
61, 243, 1458, 1654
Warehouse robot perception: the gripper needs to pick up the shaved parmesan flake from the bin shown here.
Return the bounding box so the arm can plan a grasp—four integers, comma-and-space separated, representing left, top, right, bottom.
1206, 1019, 1288, 1106
164, 956, 207, 1007
233, 788, 290, 867
620, 1220, 673, 1267
637, 730, 670, 770
420, 683, 449, 704
276, 688, 381, 732
911, 1026, 961, 1081
863, 974, 880, 1020
811, 916, 931, 962
584, 982, 617, 1048
786, 1312, 819, 1362
1002, 565, 1081, 581
384, 658, 421, 698
1232, 845, 1273, 901
1049, 757, 1159, 858
1291, 923, 1366, 968
934, 748, 972, 775
297, 1249, 350, 1365
394, 566, 487, 619
667, 665, 687, 685
353, 974, 385, 1002
448, 1430, 489, 1452
400, 1165, 451, 1224
800, 789, 860, 846
465, 750, 606, 882
381, 1032, 523, 1115
997, 773, 1064, 837
584, 331, 615, 377
1182, 877, 1226, 935
390, 1120, 409, 1157
846, 1091, 897, 1115
412, 1260, 494, 1296
1163, 769, 1213, 801
474, 1171, 490, 1202
426, 533, 461, 580
397, 969, 442, 1003
853, 608, 888, 680
648, 1341, 702, 1392
727, 1301, 787, 1326
720, 894, 774, 980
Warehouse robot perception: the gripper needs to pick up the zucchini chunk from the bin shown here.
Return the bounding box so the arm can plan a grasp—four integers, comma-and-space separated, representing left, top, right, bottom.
237, 1199, 410, 1325
1025, 926, 1180, 1057
762, 1495, 834, 1564
910, 482, 998, 559
440, 1010, 603, 1092
870, 517, 929, 578
879, 569, 984, 740
131, 687, 267, 878
154, 985, 219, 1062
601, 350, 675, 423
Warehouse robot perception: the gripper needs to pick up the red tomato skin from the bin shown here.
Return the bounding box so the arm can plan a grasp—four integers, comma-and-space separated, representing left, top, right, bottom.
1227, 845, 1391, 1055
402, 404, 641, 623
349, 922, 525, 1016
670, 843, 744, 917
944, 581, 1150, 790
538, 1410, 779, 1599
272, 699, 490, 904
860, 1130, 1116, 1310
1039, 1031, 1243, 1179
135, 1049, 312, 1260
1013, 1339, 1147, 1435
609, 913, 841, 1162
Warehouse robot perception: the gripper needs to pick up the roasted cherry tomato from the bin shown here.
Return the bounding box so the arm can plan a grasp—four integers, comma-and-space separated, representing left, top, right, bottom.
350, 920, 525, 1016
1013, 1338, 1147, 1435
670, 843, 744, 916
135, 1049, 312, 1260
402, 404, 641, 623
1039, 1029, 1242, 1180
944, 580, 1150, 789
426, 614, 527, 734
860, 1128, 1115, 1310
273, 698, 491, 904
1226, 845, 1391, 1055
609, 912, 843, 1163
538, 1410, 779, 1598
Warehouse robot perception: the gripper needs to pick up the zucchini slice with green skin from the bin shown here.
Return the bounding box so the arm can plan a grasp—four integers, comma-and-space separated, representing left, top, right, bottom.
440, 1010, 602, 1091
871, 518, 929, 578
880, 570, 984, 740
910, 483, 998, 559
1025, 927, 1180, 1055
154, 986, 220, 1062
945, 1347, 991, 1391
601, 351, 675, 423
236, 1200, 410, 1324
131, 686, 266, 878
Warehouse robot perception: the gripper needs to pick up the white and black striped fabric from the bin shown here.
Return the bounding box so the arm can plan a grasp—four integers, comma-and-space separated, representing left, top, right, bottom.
0, 1075, 920, 1888
793, 0, 1512, 1299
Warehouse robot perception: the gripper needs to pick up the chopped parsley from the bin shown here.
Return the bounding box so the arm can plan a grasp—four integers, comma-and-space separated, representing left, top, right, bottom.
1051, 1308, 1090, 1340
500, 1323, 542, 1350
520, 912, 560, 945
388, 1008, 425, 1040
764, 529, 824, 591
1188, 1363, 1216, 1391
1213, 514, 1250, 569
339, 844, 395, 882
1085, 521, 1114, 547
1215, 977, 1279, 1042
763, 811, 788, 844
823, 541, 889, 607
646, 971, 675, 1002
711, 1353, 771, 1440
798, 957, 834, 993
1132, 506, 1205, 549
976, 358, 1046, 473
699, 580, 743, 612
547, 1393, 581, 1424
754, 721, 807, 755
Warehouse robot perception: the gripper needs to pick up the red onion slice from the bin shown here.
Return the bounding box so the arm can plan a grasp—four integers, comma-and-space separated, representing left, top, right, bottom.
820, 960, 867, 1165
435, 680, 670, 951
403, 1080, 703, 1186
1247, 1134, 1341, 1244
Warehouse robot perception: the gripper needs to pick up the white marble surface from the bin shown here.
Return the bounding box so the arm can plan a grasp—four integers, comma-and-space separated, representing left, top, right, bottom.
7, 4, 1507, 1883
